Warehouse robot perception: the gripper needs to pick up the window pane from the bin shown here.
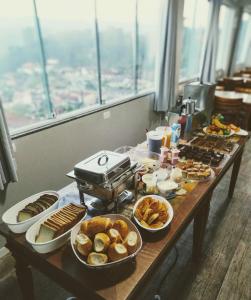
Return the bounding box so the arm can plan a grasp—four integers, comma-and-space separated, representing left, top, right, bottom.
236, 13, 251, 65
0, 0, 50, 131
180, 0, 209, 80
216, 5, 235, 71
97, 0, 134, 102
36, 0, 99, 115
138, 0, 161, 91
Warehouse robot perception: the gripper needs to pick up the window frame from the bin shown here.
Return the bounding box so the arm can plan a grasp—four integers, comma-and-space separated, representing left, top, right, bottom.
11, 90, 154, 138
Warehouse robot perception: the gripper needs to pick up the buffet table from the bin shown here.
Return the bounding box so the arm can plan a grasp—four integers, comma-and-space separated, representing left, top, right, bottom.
0, 136, 248, 300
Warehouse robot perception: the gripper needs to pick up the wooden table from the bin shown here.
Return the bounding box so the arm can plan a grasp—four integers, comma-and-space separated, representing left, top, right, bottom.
0, 137, 248, 300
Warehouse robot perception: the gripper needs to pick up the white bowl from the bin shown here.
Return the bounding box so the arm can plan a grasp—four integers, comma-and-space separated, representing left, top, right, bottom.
71, 214, 142, 269
2, 191, 59, 233
26, 204, 87, 254
133, 195, 174, 232
157, 180, 178, 195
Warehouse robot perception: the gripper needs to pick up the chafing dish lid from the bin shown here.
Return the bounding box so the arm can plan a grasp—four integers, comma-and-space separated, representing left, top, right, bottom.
74, 150, 130, 177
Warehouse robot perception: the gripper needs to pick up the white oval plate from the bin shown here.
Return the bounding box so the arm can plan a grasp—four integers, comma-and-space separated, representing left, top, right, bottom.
234, 128, 248, 136
26, 203, 87, 254
133, 195, 174, 232
203, 127, 234, 137
71, 214, 142, 269
2, 191, 59, 233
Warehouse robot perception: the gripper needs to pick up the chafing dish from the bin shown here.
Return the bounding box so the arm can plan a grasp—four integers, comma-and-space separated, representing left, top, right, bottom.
67, 150, 138, 213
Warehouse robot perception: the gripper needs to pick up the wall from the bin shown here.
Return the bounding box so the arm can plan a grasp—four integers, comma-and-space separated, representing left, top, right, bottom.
0, 94, 159, 226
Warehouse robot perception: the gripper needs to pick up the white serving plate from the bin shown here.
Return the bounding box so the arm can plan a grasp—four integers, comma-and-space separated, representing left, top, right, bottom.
2, 191, 59, 233
71, 214, 142, 269
26, 204, 87, 254
133, 195, 174, 232
234, 128, 248, 136
203, 127, 234, 137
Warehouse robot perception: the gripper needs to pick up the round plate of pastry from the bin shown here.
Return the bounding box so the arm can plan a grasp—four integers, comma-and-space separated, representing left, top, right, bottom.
71, 215, 142, 269
177, 160, 215, 182
133, 195, 174, 232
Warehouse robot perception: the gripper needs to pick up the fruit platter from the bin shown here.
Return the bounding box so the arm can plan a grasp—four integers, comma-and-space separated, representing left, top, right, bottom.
203, 114, 240, 137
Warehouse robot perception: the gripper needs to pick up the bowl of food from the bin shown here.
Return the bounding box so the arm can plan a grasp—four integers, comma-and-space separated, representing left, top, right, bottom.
2, 191, 59, 233
157, 180, 178, 195
71, 215, 142, 269
26, 203, 86, 254
133, 195, 173, 232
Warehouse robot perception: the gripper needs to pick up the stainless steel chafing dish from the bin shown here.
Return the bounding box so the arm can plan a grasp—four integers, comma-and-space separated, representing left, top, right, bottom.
67, 150, 138, 212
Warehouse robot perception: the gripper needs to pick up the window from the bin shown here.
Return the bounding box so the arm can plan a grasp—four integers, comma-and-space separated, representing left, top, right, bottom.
235, 12, 251, 65
0, 0, 160, 133
97, 0, 135, 102
36, 0, 99, 115
216, 5, 235, 72
137, 0, 161, 92
180, 0, 210, 81
0, 0, 50, 131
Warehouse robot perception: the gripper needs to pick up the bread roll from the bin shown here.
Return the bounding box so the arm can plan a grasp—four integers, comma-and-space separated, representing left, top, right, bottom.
94, 233, 110, 253
124, 231, 138, 254
107, 228, 122, 243
76, 233, 92, 256
108, 243, 128, 262
112, 220, 128, 239
87, 252, 108, 265
81, 217, 112, 237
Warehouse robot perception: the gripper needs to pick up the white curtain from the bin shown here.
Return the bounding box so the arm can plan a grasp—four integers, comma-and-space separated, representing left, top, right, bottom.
0, 99, 18, 190
154, 0, 179, 112
200, 0, 222, 83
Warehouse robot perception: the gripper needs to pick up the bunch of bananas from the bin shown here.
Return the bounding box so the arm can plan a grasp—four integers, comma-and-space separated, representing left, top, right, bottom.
211, 114, 228, 129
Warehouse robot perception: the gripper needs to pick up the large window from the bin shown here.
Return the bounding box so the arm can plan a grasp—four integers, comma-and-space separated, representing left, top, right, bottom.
0, 0, 51, 130
216, 5, 235, 72
180, 0, 210, 81
235, 12, 251, 65
0, 0, 160, 133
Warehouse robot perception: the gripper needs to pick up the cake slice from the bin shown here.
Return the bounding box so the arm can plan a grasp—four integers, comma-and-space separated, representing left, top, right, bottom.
35, 223, 58, 243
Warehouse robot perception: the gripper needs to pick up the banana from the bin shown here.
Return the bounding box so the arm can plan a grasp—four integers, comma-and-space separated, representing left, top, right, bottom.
214, 118, 227, 129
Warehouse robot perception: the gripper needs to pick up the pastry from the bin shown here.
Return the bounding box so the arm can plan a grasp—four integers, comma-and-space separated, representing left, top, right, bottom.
135, 196, 169, 229
124, 231, 138, 254
35, 203, 86, 243
108, 243, 128, 262
94, 233, 110, 253
17, 194, 58, 222
107, 228, 122, 243
87, 252, 108, 265
76, 233, 92, 256
112, 220, 128, 239
81, 217, 112, 237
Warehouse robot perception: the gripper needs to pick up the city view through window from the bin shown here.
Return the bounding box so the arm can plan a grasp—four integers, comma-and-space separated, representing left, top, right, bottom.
0, 0, 160, 132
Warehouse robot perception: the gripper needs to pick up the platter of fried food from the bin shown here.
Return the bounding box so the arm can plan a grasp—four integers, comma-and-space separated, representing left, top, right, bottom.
203, 114, 240, 137
71, 215, 142, 268
177, 159, 214, 181
133, 195, 173, 232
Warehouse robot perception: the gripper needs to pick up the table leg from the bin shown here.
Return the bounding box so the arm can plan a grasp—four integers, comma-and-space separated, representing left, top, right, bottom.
192, 195, 211, 263
228, 149, 243, 199
14, 253, 35, 300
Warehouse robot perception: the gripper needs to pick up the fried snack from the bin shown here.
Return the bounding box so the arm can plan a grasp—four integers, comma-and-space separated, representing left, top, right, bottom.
112, 220, 128, 239
108, 243, 128, 262
75, 233, 92, 256
93, 233, 110, 253
107, 228, 122, 243
81, 216, 112, 237
87, 252, 108, 265
134, 197, 169, 229
124, 231, 138, 254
